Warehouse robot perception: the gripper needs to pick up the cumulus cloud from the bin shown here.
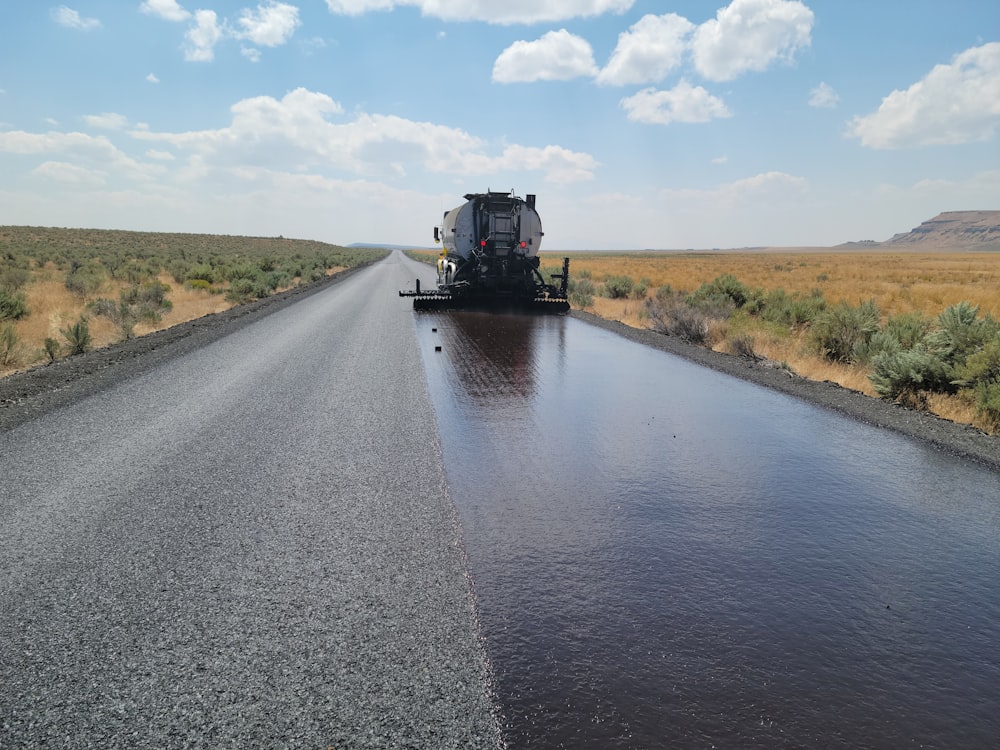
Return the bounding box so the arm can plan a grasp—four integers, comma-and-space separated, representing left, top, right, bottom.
148, 2, 301, 62
691, 0, 813, 82
493, 30, 598, 84
716, 170, 807, 198
139, 0, 191, 22
809, 82, 839, 108
234, 1, 301, 47
847, 42, 1000, 149
32, 161, 106, 186
84, 112, 130, 130
146, 73, 160, 83
621, 82, 731, 125
597, 13, 694, 86
495, 144, 597, 183
0, 130, 162, 181
184, 9, 223, 62
129, 87, 597, 183
323, 0, 633, 24
50, 6, 101, 31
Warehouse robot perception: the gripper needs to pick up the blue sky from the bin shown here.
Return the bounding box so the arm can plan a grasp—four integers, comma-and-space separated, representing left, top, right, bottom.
0, 1, 997, 249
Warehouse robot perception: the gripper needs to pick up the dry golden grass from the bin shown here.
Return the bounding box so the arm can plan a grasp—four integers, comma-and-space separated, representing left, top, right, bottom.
2, 266, 352, 377
543, 251, 1000, 319
3, 272, 231, 376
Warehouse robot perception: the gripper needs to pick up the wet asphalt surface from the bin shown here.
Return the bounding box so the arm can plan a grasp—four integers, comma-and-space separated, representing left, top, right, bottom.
0, 253, 503, 748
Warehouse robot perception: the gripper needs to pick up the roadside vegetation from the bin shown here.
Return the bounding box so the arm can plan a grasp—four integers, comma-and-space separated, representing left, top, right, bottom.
0, 226, 387, 376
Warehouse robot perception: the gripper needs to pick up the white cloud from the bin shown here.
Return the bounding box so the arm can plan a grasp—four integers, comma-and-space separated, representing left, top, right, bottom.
495, 144, 597, 183
0, 130, 162, 181
146, 149, 177, 161
84, 112, 129, 130
493, 30, 598, 84
241, 47, 262, 63
139, 0, 191, 22
184, 9, 223, 62
847, 42, 1000, 149
235, 2, 301, 47
32, 161, 106, 186
621, 82, 731, 125
809, 82, 838, 108
691, 0, 813, 82
713, 170, 808, 198
300, 36, 327, 55
324, 0, 633, 24
597, 14, 694, 86
50, 6, 102, 31
146, 73, 160, 83
129, 87, 597, 183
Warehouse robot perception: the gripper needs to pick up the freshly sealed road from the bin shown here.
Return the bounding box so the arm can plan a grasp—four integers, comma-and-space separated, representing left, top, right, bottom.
0, 253, 502, 748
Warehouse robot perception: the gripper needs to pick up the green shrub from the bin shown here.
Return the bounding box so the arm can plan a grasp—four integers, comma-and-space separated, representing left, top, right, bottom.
225, 277, 266, 303
185, 264, 216, 284
883, 311, 933, 350
689, 274, 751, 309
224, 263, 259, 281
44, 336, 60, 362
810, 299, 879, 363
187, 278, 213, 292
854, 313, 931, 366
925, 301, 995, 370
0, 287, 29, 320
646, 296, 710, 343
953, 334, 1000, 388
730, 334, 760, 360
568, 277, 595, 308
602, 275, 634, 299
62, 316, 92, 355
685, 291, 735, 320
0, 323, 19, 366
973, 380, 1000, 431
0, 266, 30, 290
761, 288, 825, 327
65, 264, 106, 299
869, 345, 951, 403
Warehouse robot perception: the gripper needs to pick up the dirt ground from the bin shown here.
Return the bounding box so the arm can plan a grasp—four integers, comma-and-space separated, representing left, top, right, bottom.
2, 271, 998, 473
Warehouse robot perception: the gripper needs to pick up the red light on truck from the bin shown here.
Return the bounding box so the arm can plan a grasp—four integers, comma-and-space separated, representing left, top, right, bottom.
520, 241, 527, 249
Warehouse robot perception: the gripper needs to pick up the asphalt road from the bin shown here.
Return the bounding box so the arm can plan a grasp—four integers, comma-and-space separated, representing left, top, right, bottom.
0, 252, 503, 748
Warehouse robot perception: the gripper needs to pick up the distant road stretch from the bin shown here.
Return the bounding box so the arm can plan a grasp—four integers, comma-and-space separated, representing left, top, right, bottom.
0, 252, 502, 749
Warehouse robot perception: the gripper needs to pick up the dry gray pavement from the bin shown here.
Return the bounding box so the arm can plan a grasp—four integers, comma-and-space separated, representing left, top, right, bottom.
0, 252, 503, 748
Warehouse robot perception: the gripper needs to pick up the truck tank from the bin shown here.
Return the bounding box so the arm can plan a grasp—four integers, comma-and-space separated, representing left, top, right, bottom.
400, 190, 569, 312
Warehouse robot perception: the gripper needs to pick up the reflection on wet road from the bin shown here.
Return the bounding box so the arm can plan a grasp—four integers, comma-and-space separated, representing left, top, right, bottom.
417, 311, 1000, 750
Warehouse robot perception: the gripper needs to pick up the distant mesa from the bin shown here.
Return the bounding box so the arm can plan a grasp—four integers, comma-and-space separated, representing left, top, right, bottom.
882, 210, 1000, 251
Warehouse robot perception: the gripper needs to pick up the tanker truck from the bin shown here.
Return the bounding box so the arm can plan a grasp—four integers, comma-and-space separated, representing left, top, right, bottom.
400, 190, 569, 312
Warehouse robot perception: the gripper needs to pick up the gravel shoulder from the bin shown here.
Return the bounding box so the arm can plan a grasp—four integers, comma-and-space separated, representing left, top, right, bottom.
571, 310, 1000, 474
